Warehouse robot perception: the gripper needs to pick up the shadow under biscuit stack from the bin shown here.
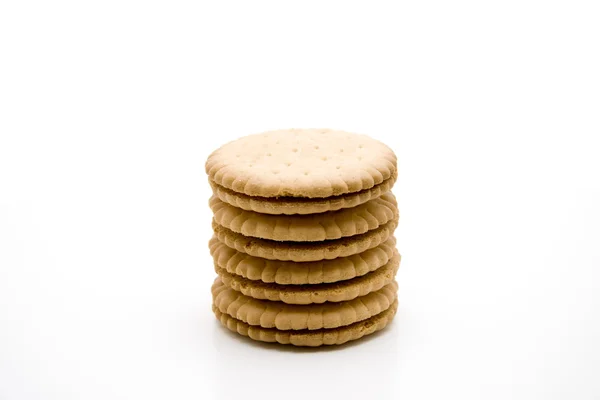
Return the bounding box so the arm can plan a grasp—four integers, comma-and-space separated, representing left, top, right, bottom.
205, 129, 400, 347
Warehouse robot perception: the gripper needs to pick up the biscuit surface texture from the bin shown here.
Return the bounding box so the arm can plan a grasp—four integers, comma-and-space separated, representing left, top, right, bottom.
213, 299, 398, 346
212, 219, 398, 262
210, 192, 397, 242
211, 278, 398, 330
216, 252, 400, 304
205, 129, 397, 198
209, 236, 397, 284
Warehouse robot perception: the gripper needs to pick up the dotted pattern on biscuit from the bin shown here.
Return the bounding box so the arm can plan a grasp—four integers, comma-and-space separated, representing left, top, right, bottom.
205, 129, 397, 198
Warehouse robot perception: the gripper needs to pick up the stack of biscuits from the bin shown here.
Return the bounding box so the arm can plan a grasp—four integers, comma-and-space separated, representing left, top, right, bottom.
205, 129, 400, 347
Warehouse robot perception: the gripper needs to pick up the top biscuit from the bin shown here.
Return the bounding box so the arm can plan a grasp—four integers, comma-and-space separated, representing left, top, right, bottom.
205, 129, 397, 198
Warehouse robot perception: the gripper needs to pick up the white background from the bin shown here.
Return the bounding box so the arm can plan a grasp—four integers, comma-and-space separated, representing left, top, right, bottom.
1, 1, 599, 399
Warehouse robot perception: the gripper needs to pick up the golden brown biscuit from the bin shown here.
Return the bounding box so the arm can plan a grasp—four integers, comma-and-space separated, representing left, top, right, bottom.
216, 251, 400, 304
212, 218, 398, 262
210, 192, 397, 242
213, 299, 398, 347
212, 277, 398, 330
206, 129, 397, 198
209, 171, 397, 215
209, 236, 397, 284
